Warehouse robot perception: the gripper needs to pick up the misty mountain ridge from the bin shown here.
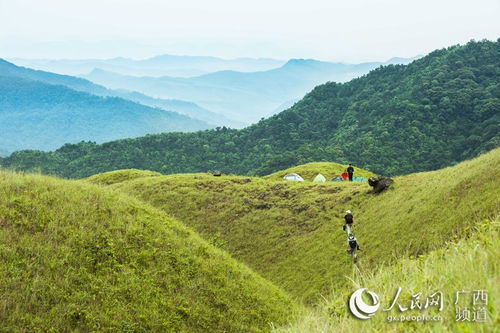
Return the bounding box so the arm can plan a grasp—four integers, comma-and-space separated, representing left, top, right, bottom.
0, 74, 212, 154
4, 39, 495, 178
0, 59, 239, 127
8, 54, 286, 78
83, 56, 420, 123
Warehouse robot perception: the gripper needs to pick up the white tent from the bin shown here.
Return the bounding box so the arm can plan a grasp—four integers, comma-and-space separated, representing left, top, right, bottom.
283, 173, 304, 182
313, 173, 326, 182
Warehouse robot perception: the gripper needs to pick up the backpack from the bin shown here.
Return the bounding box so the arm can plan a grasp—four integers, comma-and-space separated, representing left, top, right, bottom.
349, 239, 357, 249
345, 214, 353, 224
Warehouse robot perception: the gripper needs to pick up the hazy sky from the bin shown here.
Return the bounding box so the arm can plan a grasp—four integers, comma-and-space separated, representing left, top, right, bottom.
1, 0, 499, 62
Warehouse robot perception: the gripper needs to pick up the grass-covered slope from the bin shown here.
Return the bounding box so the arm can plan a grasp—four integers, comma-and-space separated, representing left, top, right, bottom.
264, 162, 374, 181
91, 148, 500, 303
0, 170, 298, 331
275, 218, 499, 332
86, 169, 162, 185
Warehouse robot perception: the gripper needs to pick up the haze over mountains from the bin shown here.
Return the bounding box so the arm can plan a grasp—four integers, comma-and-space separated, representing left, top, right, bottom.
10, 55, 286, 77
3, 40, 497, 177
0, 59, 239, 127
0, 59, 214, 154
0, 52, 424, 155
82, 57, 419, 123
0, 76, 211, 154
10, 55, 420, 125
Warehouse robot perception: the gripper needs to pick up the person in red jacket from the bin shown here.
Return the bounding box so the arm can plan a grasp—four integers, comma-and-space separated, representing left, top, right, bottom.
341, 171, 349, 180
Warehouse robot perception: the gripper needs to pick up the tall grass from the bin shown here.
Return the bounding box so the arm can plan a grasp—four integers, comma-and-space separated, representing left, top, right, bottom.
275, 217, 499, 332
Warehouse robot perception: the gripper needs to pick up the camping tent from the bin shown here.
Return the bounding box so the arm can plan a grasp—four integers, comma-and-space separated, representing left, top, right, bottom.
283, 173, 304, 182
353, 177, 367, 182
313, 174, 326, 182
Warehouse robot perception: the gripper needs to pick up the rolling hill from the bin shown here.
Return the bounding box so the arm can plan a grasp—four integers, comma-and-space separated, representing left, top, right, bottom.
0, 59, 240, 127
3, 39, 497, 178
263, 162, 375, 181
0, 169, 298, 331
1, 148, 497, 331
83, 57, 418, 124
0, 76, 211, 153
86, 148, 500, 303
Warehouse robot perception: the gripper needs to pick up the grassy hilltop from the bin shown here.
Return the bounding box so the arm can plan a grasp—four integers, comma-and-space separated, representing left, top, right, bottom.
264, 162, 375, 181
0, 170, 298, 331
89, 149, 500, 305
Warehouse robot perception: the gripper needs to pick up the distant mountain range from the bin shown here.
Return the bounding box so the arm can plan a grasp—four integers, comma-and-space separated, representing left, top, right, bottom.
0, 60, 213, 153
0, 52, 421, 155
82, 56, 420, 124
3, 40, 496, 178
9, 55, 286, 77
0, 59, 241, 127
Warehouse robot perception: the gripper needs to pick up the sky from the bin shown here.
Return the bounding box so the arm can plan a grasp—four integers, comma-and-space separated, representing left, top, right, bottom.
0, 0, 499, 62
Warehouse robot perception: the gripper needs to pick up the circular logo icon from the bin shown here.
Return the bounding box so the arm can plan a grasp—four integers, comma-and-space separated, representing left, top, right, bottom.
349, 288, 380, 319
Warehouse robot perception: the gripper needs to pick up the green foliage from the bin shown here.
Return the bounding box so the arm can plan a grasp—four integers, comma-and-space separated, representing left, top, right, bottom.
95, 148, 500, 304
2, 40, 498, 178
0, 170, 298, 331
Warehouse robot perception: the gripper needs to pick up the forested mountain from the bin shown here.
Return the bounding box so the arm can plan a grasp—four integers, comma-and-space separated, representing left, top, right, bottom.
0, 59, 238, 126
0, 76, 210, 153
1, 39, 498, 177
83, 57, 418, 123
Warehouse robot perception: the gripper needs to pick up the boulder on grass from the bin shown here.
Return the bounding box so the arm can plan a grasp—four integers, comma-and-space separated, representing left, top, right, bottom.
368, 177, 393, 193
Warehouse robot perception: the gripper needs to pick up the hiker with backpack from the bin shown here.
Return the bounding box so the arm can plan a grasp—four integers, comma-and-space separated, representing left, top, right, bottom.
347, 234, 360, 262
343, 209, 354, 235
347, 164, 354, 181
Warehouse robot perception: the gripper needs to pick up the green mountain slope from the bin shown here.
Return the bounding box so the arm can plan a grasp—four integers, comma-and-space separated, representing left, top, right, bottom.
2, 39, 498, 178
0, 170, 298, 331
88, 148, 500, 302
0, 76, 211, 153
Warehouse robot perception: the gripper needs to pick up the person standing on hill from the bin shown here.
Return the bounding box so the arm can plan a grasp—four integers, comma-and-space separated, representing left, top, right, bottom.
343, 209, 354, 234
347, 234, 360, 262
347, 164, 354, 181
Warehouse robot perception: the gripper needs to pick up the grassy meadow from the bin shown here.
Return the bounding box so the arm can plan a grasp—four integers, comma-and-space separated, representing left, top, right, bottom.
0, 149, 498, 331
90, 149, 499, 304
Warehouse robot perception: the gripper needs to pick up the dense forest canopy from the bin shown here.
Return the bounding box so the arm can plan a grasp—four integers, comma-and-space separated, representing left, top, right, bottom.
1, 39, 498, 178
